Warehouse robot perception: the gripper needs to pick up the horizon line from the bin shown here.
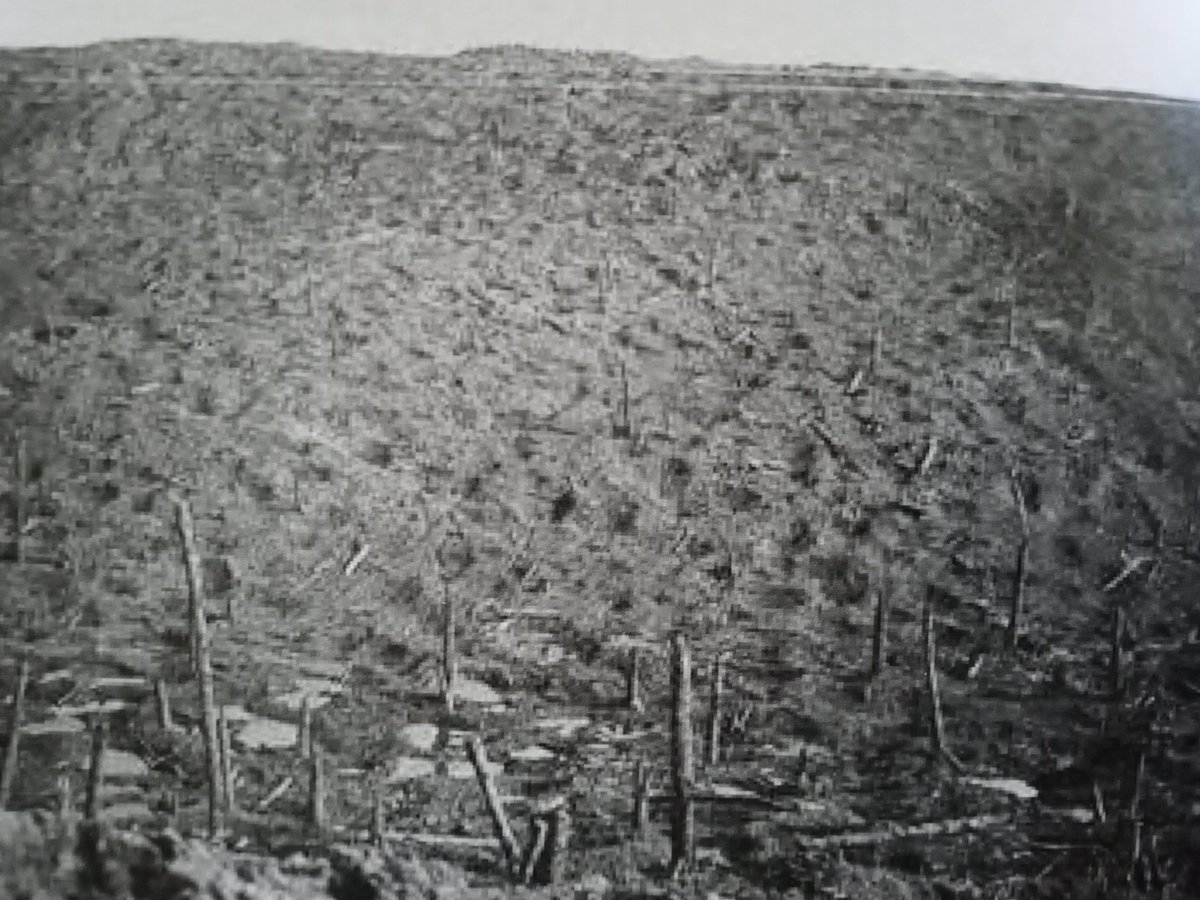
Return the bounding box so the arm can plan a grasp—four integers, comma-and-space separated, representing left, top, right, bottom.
2, 35, 1199, 106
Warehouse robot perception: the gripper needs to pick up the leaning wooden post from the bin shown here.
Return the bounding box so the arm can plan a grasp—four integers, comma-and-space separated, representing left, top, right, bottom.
631, 759, 649, 838
175, 497, 223, 837
218, 705, 235, 814
0, 654, 30, 808
626, 647, 643, 713
298, 695, 313, 759
154, 678, 173, 732
869, 588, 889, 680
706, 653, 725, 766
668, 633, 694, 879
1006, 471, 1029, 651
442, 586, 457, 714
466, 735, 520, 877
308, 750, 326, 833
84, 716, 105, 820
923, 588, 960, 770
13, 429, 26, 564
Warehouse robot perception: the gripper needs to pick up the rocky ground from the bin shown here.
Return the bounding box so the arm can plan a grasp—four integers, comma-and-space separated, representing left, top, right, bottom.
1, 41, 1200, 898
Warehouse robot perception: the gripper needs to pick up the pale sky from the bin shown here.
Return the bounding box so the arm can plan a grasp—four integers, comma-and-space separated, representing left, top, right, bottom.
2, 1, 1199, 100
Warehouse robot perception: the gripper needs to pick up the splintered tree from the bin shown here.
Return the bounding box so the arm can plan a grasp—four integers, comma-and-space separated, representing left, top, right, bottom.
1007, 469, 1031, 651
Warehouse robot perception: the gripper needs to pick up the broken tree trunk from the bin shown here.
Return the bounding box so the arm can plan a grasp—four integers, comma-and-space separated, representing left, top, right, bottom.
668, 633, 694, 879
13, 429, 26, 564
371, 793, 386, 848
466, 735, 520, 877
869, 589, 889, 680
626, 647, 643, 713
298, 695, 313, 759
1110, 602, 1126, 702
84, 716, 105, 820
175, 497, 223, 837
218, 705, 235, 814
520, 798, 570, 886
923, 589, 962, 771
154, 678, 173, 732
1007, 537, 1029, 650
442, 586, 457, 713
707, 653, 725, 766
801, 813, 1012, 850
308, 751, 326, 833
632, 759, 649, 838
1006, 470, 1030, 651
0, 654, 30, 808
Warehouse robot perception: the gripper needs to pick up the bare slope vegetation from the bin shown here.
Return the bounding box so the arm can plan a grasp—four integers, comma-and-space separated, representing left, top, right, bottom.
2, 41, 1200, 898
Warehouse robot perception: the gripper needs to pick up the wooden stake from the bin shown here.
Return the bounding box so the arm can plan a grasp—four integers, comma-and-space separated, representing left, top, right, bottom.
442, 588, 457, 713
626, 647, 643, 713
308, 750, 326, 833
923, 589, 961, 770
84, 716, 105, 820
154, 678, 173, 732
13, 429, 26, 564
869, 589, 889, 680
869, 324, 883, 374
218, 705, 235, 814
175, 497, 223, 837
466, 735, 520, 876
1006, 292, 1018, 349
706, 653, 725, 766
632, 759, 649, 838
0, 655, 30, 808
298, 695, 313, 759
668, 633, 694, 879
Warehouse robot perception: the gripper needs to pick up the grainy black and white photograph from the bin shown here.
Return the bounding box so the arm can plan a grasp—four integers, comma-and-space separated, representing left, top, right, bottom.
0, 2, 1198, 897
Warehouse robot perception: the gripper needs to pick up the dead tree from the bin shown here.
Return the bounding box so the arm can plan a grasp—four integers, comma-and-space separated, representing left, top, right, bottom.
668, 633, 694, 879
1110, 601, 1126, 704
298, 696, 313, 759
706, 653, 725, 766
308, 750, 326, 833
520, 797, 570, 886
924, 589, 962, 771
218, 705, 235, 813
84, 717, 105, 820
175, 497, 223, 836
869, 324, 884, 375
466, 735, 520, 877
626, 647, 643, 713
1006, 470, 1030, 651
631, 759, 649, 838
869, 588, 889, 680
0, 655, 30, 808
442, 587, 457, 713
154, 678, 173, 732
13, 429, 26, 564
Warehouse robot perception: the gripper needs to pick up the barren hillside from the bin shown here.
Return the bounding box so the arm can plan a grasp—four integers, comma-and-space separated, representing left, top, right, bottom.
2, 41, 1200, 899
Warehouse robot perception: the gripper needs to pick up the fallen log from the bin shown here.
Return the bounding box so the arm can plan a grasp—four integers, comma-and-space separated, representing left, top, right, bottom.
798, 812, 1014, 850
